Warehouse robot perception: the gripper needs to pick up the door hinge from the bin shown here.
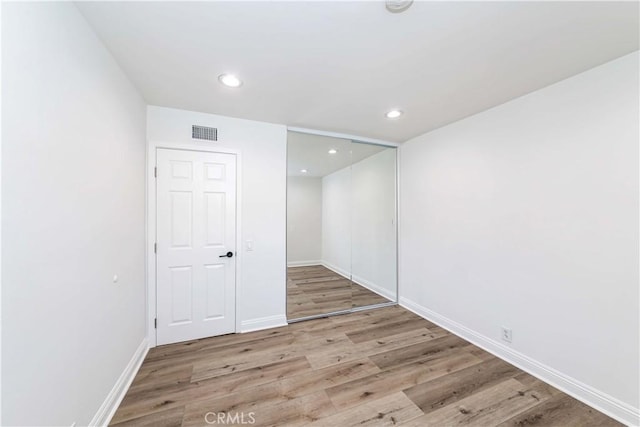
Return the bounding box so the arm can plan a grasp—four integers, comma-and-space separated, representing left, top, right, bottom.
154, 318, 157, 329
154, 167, 157, 178
154, 242, 157, 254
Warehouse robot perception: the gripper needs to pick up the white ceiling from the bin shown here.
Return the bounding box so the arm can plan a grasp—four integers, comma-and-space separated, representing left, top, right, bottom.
77, 1, 639, 143
287, 132, 387, 177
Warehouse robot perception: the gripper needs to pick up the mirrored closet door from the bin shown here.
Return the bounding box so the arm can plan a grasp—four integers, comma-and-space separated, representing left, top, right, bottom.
286, 130, 397, 321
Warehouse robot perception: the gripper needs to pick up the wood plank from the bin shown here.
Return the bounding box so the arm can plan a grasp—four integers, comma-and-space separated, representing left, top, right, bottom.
279, 358, 382, 397
307, 392, 424, 427
288, 309, 419, 339
346, 317, 438, 343
307, 327, 448, 369
141, 327, 292, 369
326, 350, 482, 410
496, 393, 624, 427
190, 355, 311, 390
177, 381, 285, 426
127, 365, 193, 395
370, 334, 471, 369
191, 332, 351, 381
111, 406, 185, 427
404, 356, 522, 413
113, 357, 311, 424
181, 390, 335, 427
400, 378, 552, 426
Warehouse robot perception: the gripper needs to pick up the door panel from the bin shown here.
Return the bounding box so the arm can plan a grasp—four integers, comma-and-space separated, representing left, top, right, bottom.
205, 263, 226, 319
170, 192, 193, 247
170, 266, 193, 324
157, 148, 237, 345
205, 192, 226, 246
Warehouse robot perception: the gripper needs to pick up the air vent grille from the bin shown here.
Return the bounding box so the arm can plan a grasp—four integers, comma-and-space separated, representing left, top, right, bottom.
192, 125, 218, 141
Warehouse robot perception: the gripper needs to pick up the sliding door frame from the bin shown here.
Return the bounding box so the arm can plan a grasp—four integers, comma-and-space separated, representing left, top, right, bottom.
285, 127, 401, 323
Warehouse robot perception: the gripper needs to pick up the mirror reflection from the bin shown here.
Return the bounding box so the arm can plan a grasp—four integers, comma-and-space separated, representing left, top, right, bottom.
286, 131, 397, 320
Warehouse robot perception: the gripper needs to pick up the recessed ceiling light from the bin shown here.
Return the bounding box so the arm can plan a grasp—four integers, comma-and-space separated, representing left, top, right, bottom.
218, 73, 243, 88
328, 149, 338, 154
300, 169, 308, 173
386, 109, 403, 119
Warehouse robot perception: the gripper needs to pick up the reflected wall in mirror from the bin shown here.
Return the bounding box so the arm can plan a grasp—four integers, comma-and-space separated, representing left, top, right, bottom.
286, 131, 397, 320
350, 141, 397, 309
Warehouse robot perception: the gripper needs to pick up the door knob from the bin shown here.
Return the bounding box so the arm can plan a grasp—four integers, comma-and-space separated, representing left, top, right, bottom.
219, 251, 234, 258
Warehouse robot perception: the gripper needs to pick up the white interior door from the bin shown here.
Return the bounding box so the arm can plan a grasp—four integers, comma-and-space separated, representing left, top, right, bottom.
156, 148, 237, 345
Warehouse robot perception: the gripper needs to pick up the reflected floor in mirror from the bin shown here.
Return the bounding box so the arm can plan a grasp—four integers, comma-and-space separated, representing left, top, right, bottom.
287, 265, 390, 319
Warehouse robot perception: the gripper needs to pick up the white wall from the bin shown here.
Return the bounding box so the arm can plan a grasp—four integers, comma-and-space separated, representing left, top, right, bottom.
321, 150, 398, 299
287, 177, 322, 265
2, 3, 147, 426
146, 106, 287, 333
399, 51, 639, 424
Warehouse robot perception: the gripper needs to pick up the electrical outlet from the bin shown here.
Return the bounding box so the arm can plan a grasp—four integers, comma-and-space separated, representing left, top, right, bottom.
501, 327, 512, 343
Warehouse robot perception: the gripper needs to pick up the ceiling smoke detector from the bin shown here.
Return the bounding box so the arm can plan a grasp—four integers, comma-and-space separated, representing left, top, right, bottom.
386, 0, 413, 13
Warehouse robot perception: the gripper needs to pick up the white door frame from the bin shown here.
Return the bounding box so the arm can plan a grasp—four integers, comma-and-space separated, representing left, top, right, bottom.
146, 141, 242, 348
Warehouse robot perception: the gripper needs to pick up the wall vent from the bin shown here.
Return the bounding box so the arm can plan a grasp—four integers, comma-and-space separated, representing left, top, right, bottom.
192, 125, 218, 141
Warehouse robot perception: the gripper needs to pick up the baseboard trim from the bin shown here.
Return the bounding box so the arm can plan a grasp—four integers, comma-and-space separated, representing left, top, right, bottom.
287, 260, 322, 267
320, 260, 351, 280
351, 274, 395, 301
89, 338, 149, 427
240, 314, 288, 333
321, 261, 396, 302
399, 297, 640, 427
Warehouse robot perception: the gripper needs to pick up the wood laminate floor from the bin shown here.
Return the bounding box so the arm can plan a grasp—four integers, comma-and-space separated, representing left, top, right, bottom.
111, 306, 621, 427
287, 265, 390, 319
